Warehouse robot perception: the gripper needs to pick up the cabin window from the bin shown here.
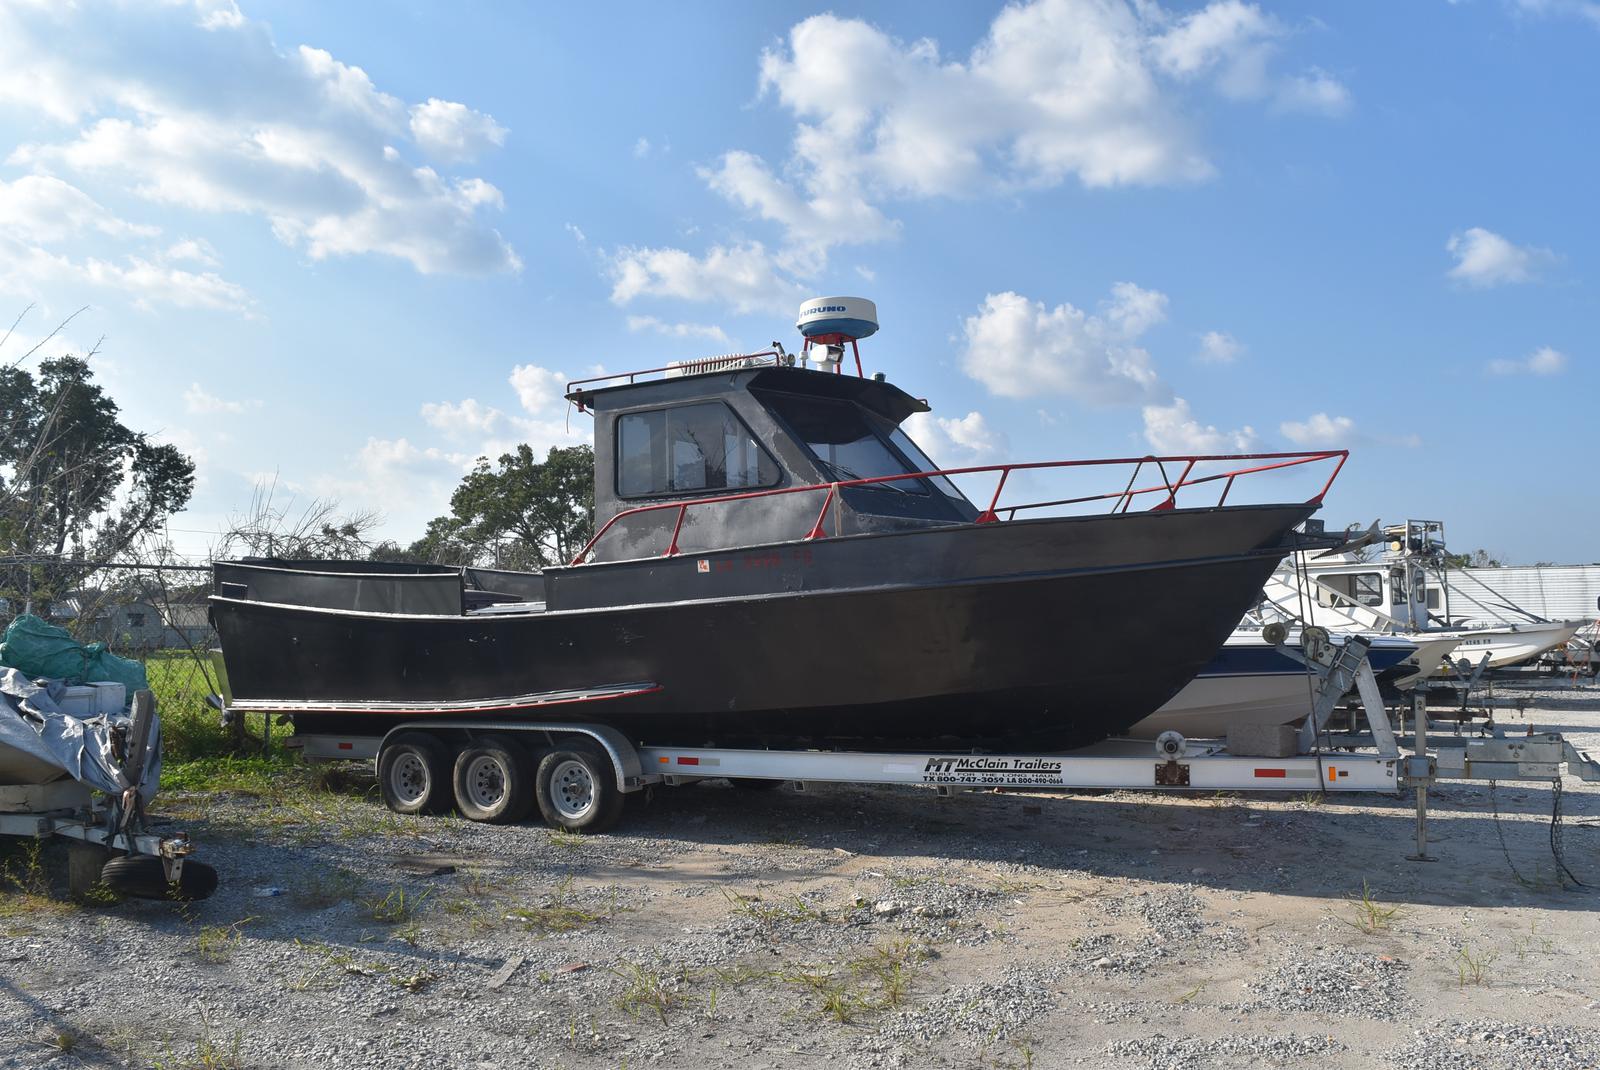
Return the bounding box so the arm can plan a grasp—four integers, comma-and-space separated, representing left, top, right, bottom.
616, 402, 778, 498
1426, 587, 1442, 610
127, 612, 146, 627
1315, 572, 1385, 608
759, 393, 929, 494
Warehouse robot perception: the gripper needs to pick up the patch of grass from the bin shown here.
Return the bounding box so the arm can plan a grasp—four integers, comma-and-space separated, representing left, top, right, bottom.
150, 1007, 244, 1070
548, 827, 586, 849
0, 840, 79, 921
613, 962, 687, 1024
505, 876, 618, 934
722, 888, 829, 926
195, 918, 254, 964
48, 1029, 78, 1053
1345, 880, 1402, 935
360, 885, 427, 924
1456, 945, 1494, 987
780, 939, 931, 1023
291, 867, 364, 910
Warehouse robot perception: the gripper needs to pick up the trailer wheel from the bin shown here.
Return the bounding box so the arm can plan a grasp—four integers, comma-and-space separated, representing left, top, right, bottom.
100, 855, 219, 901
379, 733, 452, 815
535, 745, 623, 833
452, 735, 535, 824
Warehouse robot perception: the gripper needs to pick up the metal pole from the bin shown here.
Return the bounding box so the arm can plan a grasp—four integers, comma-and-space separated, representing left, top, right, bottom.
1408, 691, 1437, 862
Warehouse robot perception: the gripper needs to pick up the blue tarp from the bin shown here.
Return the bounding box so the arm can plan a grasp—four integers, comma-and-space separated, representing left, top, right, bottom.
0, 613, 150, 693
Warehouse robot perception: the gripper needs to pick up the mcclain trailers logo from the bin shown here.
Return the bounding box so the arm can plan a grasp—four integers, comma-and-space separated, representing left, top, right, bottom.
923, 757, 1064, 775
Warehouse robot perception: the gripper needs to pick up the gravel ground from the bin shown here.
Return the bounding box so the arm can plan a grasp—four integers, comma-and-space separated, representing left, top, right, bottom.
3, 678, 1599, 1069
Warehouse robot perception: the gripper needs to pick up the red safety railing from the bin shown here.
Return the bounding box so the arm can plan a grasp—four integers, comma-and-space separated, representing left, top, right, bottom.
570, 450, 1347, 564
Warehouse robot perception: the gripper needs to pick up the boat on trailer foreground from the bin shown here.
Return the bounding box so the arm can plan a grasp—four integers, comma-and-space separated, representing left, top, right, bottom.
209, 297, 1348, 825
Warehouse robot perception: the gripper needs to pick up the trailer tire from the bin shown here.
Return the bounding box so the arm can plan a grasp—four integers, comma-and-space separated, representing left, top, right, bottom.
453, 735, 535, 824
379, 733, 453, 815
535, 745, 623, 833
100, 855, 218, 901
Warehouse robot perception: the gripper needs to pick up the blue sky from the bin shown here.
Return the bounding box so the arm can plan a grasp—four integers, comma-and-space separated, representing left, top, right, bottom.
0, 0, 1595, 563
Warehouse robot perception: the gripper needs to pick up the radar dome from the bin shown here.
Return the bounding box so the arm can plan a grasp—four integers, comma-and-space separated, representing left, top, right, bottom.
796, 297, 878, 342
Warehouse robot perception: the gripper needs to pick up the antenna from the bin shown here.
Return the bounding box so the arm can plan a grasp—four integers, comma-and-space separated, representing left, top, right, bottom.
796, 297, 878, 377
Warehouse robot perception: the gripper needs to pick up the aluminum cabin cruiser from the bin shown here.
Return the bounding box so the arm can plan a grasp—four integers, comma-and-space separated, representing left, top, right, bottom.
210, 299, 1345, 753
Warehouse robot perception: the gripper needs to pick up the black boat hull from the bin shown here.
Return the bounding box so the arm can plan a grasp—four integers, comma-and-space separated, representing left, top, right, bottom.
212, 505, 1314, 751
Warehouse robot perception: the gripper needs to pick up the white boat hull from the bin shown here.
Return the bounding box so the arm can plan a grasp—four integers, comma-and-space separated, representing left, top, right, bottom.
1430, 621, 1582, 673
1130, 672, 1314, 739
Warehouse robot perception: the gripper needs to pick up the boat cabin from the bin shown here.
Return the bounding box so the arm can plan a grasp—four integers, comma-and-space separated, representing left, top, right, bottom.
565, 357, 978, 564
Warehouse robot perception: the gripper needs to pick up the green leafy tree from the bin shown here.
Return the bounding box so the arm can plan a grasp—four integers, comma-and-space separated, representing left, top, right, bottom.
1, 352, 194, 616
408, 445, 594, 568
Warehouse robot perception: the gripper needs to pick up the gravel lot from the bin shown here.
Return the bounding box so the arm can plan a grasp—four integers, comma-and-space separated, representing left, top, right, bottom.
4, 678, 1599, 1069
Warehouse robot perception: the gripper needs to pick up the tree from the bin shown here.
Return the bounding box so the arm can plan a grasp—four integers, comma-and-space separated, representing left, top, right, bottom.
213, 478, 382, 561
1, 346, 195, 616
1445, 549, 1504, 569
409, 445, 594, 568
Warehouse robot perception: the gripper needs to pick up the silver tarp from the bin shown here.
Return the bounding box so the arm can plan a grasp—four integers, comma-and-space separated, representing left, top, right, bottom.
0, 667, 160, 801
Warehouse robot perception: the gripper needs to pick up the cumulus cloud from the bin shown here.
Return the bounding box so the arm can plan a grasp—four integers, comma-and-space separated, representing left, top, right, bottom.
694, 2, 1346, 263
420, 398, 504, 436
0, 241, 255, 315
608, 241, 806, 316
1487, 346, 1567, 376
901, 410, 1006, 467
625, 315, 731, 344
183, 382, 253, 414
1279, 411, 1354, 446
1446, 227, 1553, 287
1510, 0, 1600, 28
508, 364, 570, 415
959, 284, 1168, 402
0, 175, 157, 243
1197, 330, 1242, 364
163, 237, 220, 266
408, 98, 507, 163
0, 3, 518, 276
1141, 397, 1256, 454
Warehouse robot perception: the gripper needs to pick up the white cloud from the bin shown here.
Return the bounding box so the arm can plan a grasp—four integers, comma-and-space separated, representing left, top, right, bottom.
1142, 397, 1257, 454
0, 175, 158, 243
1197, 330, 1242, 364
0, 3, 518, 275
625, 315, 731, 344
902, 410, 1006, 467
1446, 227, 1552, 287
1487, 346, 1568, 376
183, 382, 253, 414
607, 241, 806, 316
1510, 0, 1600, 27
959, 284, 1168, 402
633, 137, 652, 158
694, 2, 1346, 264
508, 364, 569, 415
1279, 411, 1354, 446
408, 98, 508, 163
163, 237, 220, 266
0, 240, 255, 315
420, 398, 504, 436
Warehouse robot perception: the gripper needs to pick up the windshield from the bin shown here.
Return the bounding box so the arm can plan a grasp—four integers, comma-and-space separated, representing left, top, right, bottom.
759, 392, 927, 494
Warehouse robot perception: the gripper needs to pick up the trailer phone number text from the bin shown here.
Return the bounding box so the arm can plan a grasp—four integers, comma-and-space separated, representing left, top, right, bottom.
921, 758, 1065, 786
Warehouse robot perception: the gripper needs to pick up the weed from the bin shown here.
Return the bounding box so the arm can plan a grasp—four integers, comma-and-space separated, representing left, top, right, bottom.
1176, 983, 1205, 1004
548, 827, 585, 849
150, 1007, 244, 1070
504, 877, 618, 934
360, 885, 427, 924
722, 888, 827, 926
613, 962, 685, 1024
291, 867, 364, 909
780, 939, 931, 1023
49, 1029, 77, 1053
195, 918, 254, 963
1456, 945, 1494, 987
1345, 880, 1402, 935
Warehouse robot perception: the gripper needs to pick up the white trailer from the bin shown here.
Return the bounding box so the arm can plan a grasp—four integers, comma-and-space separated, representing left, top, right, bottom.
274, 636, 1600, 866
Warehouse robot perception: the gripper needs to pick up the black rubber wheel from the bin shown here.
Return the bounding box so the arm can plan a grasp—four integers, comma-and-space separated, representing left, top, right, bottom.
728, 777, 784, 791
452, 735, 535, 824
100, 856, 218, 901
534, 744, 624, 833
378, 733, 453, 815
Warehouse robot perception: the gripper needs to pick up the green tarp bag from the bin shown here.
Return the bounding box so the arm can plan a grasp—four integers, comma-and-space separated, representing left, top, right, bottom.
0, 613, 150, 694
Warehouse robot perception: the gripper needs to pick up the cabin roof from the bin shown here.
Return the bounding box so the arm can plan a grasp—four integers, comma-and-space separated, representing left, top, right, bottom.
565, 363, 929, 424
